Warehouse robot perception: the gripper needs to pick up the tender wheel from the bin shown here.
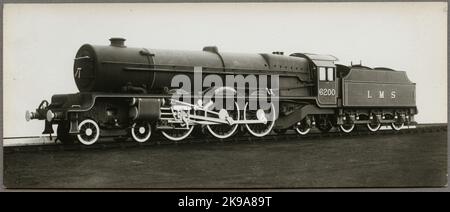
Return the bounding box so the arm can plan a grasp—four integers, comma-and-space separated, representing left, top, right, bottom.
367, 122, 381, 132
391, 122, 404, 131
339, 123, 355, 133
56, 122, 75, 144
206, 101, 240, 139
131, 122, 152, 143
244, 102, 276, 137
77, 119, 100, 145
161, 125, 194, 141
295, 118, 311, 135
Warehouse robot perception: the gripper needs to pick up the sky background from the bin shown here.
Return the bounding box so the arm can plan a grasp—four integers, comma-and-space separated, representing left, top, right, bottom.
3, 2, 447, 137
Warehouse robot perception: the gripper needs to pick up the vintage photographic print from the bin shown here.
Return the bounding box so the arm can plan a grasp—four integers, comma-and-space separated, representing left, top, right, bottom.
2, 2, 447, 189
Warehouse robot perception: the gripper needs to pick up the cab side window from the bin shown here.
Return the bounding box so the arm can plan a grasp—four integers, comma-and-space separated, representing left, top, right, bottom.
319, 67, 326, 81
327, 67, 335, 81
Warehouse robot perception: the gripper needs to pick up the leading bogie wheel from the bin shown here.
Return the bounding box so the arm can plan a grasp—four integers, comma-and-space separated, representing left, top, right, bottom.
77, 119, 100, 145
131, 122, 152, 143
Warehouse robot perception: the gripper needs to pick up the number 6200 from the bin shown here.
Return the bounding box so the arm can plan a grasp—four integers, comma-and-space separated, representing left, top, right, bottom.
319, 88, 336, 96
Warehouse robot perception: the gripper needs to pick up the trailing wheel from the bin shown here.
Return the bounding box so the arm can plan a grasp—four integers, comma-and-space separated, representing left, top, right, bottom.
294, 117, 311, 135
76, 119, 100, 145
131, 122, 152, 143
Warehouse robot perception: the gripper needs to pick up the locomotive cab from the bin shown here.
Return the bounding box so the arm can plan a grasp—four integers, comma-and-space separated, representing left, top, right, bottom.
316, 65, 337, 106
290, 53, 339, 106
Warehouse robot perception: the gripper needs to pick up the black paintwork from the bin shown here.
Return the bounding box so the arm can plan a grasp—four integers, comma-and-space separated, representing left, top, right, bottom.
30, 38, 418, 139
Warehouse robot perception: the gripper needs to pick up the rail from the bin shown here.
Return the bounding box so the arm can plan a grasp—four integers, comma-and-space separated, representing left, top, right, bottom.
3, 124, 446, 154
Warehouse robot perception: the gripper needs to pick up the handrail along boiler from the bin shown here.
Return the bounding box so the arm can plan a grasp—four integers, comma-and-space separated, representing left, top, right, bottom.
26, 38, 418, 145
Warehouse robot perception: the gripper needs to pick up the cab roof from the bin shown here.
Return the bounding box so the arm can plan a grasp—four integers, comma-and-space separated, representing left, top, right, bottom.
290, 53, 338, 67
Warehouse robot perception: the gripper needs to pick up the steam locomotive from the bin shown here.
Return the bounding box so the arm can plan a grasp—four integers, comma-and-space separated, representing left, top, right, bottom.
26, 38, 417, 145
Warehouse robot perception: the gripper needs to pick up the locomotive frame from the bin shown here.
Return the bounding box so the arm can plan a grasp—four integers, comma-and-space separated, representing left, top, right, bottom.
26, 38, 418, 145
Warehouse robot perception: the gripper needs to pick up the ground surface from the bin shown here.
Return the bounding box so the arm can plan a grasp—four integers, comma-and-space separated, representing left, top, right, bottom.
3, 130, 447, 188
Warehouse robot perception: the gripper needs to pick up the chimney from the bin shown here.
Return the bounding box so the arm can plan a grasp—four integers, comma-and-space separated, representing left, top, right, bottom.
109, 37, 126, 47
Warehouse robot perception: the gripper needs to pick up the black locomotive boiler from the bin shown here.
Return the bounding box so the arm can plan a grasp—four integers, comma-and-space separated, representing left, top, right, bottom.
26, 38, 417, 145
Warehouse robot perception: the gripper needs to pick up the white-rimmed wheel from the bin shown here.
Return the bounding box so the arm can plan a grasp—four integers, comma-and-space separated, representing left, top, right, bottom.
295, 118, 311, 135
131, 122, 152, 143
367, 122, 381, 132
161, 94, 195, 141
244, 102, 276, 137
391, 122, 404, 131
339, 123, 355, 133
77, 119, 100, 145
206, 101, 240, 139
161, 126, 194, 141
366, 114, 381, 132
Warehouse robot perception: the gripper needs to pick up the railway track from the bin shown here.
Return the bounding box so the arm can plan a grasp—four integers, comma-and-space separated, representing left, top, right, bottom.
3, 124, 446, 154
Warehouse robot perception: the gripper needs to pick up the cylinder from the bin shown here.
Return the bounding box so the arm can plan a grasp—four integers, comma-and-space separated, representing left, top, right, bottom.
129, 98, 161, 121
